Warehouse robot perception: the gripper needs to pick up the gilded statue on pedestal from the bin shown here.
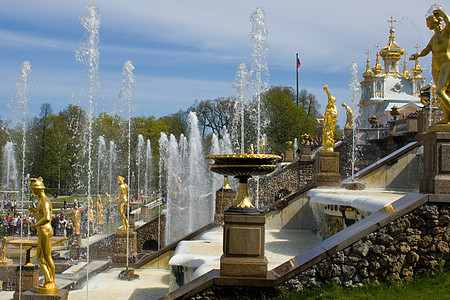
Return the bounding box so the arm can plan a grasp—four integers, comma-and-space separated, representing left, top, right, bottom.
97, 194, 104, 225
317, 85, 338, 151
116, 176, 129, 231
28, 177, 57, 294
410, 6, 450, 125
342, 103, 354, 129
73, 205, 81, 235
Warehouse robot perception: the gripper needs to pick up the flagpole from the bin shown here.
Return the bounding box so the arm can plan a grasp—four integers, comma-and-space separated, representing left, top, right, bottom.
296, 53, 299, 107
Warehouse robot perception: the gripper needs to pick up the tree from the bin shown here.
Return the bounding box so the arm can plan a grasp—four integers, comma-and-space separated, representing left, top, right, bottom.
298, 89, 321, 118
189, 97, 235, 138
262, 86, 316, 154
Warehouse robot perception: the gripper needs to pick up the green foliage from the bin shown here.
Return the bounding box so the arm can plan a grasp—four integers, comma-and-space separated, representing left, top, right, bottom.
262, 86, 316, 154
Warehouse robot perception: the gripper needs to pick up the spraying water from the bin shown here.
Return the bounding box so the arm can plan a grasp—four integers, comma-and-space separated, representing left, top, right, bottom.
108, 140, 117, 195
118, 60, 135, 269
249, 7, 269, 153
233, 63, 250, 153
349, 62, 361, 180
144, 139, 152, 196
75, 4, 100, 293
97, 136, 107, 193
137, 134, 145, 199
14, 60, 31, 299
2, 141, 18, 191
158, 133, 169, 248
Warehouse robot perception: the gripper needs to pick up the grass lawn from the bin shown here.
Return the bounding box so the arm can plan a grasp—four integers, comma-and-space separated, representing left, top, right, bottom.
273, 268, 450, 300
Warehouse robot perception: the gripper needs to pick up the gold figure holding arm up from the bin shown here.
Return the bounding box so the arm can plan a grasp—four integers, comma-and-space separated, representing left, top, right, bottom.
97, 194, 104, 225
342, 103, 354, 129
117, 176, 129, 231
319, 85, 338, 152
410, 6, 450, 124
28, 177, 58, 294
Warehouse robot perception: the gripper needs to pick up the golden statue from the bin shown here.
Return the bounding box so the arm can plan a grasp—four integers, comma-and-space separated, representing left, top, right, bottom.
318, 85, 338, 152
286, 141, 293, 150
27, 177, 57, 294
73, 205, 81, 235
259, 137, 266, 154
116, 176, 129, 231
97, 194, 104, 225
89, 197, 94, 224
410, 6, 450, 124
0, 237, 10, 264
342, 103, 354, 128
301, 133, 311, 145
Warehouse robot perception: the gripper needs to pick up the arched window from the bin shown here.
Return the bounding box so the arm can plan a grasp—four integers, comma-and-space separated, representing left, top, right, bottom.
377, 82, 381, 91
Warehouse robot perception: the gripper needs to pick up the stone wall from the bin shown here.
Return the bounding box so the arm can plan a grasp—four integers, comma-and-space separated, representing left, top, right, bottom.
248, 160, 315, 208
186, 201, 449, 299
279, 202, 450, 291
135, 214, 166, 251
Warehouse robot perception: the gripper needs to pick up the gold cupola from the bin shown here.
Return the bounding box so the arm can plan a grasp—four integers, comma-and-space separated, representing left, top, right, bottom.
411, 44, 424, 77
402, 55, 411, 79
372, 47, 384, 75
380, 17, 405, 73
363, 50, 373, 79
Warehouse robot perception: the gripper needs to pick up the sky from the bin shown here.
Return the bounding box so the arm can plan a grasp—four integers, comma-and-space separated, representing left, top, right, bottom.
0, 0, 444, 127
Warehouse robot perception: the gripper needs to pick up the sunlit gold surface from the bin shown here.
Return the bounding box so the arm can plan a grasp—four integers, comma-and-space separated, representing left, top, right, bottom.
97, 194, 104, 225
235, 182, 253, 208
27, 177, 57, 293
222, 176, 231, 190
73, 206, 81, 235
206, 153, 281, 210
116, 176, 129, 231
342, 103, 354, 129
319, 85, 338, 152
410, 8, 450, 125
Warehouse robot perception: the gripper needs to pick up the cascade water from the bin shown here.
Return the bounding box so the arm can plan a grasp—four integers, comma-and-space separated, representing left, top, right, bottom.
158, 133, 169, 248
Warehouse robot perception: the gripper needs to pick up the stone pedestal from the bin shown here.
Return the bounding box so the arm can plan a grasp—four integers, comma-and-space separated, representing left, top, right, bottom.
420, 131, 450, 194
215, 188, 236, 224
316, 151, 340, 185
141, 206, 149, 221
113, 230, 138, 264
220, 212, 267, 278
300, 145, 311, 161
22, 288, 69, 300
284, 149, 294, 162
14, 265, 39, 300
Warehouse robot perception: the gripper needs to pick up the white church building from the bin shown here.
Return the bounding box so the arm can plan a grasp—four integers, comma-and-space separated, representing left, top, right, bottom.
358, 18, 426, 129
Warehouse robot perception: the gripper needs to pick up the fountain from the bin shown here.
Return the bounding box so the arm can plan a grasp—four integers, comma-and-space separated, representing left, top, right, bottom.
2, 141, 18, 192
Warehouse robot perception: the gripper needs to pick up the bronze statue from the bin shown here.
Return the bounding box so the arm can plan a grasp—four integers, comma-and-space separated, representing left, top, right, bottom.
116, 176, 129, 231
73, 205, 81, 235
28, 177, 57, 294
342, 103, 354, 128
97, 194, 104, 225
318, 85, 338, 151
410, 6, 450, 124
